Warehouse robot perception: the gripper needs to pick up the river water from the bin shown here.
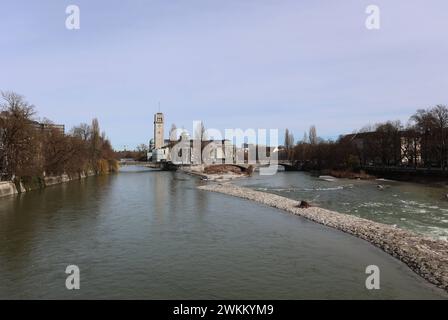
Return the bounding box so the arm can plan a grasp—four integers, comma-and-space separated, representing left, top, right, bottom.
236, 170, 448, 240
0, 167, 446, 299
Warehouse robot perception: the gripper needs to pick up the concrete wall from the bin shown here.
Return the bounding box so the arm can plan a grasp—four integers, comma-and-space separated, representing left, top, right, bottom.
44, 174, 71, 186
0, 170, 98, 199
0, 181, 19, 198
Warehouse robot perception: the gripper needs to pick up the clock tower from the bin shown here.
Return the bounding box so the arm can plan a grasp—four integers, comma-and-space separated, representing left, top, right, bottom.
153, 112, 164, 149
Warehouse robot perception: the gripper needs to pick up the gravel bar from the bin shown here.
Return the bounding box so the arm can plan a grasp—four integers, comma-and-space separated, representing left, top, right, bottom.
198, 183, 448, 292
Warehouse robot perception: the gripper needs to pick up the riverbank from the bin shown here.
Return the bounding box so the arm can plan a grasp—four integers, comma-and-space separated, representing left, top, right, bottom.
307, 168, 448, 186
326, 167, 448, 186
0, 171, 101, 198
198, 183, 448, 292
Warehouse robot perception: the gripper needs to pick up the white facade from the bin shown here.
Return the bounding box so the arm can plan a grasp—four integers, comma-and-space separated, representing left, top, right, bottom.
152, 148, 169, 163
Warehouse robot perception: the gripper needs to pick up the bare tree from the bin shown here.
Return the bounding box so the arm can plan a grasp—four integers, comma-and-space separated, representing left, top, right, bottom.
302, 131, 308, 144
0, 91, 40, 180
431, 105, 448, 169
375, 121, 402, 166
0, 91, 118, 180
284, 128, 294, 160
42, 127, 71, 175
136, 143, 149, 161
410, 106, 448, 168
400, 124, 420, 168
71, 123, 91, 141
309, 125, 318, 145
89, 118, 101, 172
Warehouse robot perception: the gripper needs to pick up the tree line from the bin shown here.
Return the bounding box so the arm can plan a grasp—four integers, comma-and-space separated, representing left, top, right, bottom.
282, 105, 448, 171
0, 91, 118, 182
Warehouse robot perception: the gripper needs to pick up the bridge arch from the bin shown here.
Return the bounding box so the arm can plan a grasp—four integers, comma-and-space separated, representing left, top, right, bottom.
277, 161, 302, 171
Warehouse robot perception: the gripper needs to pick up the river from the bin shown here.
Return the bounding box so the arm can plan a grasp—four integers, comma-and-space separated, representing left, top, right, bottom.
236, 170, 448, 240
0, 167, 446, 299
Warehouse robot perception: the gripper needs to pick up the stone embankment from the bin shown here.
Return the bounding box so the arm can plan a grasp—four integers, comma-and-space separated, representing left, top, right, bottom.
198, 183, 448, 292
0, 171, 97, 198
0, 181, 20, 198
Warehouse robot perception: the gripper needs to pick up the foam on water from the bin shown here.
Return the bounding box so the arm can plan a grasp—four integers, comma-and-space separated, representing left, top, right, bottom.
239, 172, 448, 240
304, 186, 344, 191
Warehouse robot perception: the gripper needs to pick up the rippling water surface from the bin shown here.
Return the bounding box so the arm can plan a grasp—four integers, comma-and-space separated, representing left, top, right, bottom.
0, 167, 446, 299
236, 170, 448, 240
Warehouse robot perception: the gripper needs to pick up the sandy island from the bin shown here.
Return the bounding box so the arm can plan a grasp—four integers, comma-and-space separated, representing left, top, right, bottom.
181, 164, 251, 182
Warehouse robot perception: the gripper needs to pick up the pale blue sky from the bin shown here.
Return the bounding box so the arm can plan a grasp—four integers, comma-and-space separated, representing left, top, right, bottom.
1, 0, 447, 149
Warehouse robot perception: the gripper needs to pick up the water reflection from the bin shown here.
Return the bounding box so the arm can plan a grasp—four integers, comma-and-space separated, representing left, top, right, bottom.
0, 169, 446, 299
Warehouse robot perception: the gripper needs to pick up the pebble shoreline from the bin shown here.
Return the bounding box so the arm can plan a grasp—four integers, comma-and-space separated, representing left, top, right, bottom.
198, 183, 448, 292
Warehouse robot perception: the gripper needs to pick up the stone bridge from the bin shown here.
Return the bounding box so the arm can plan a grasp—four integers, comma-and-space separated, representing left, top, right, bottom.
277, 160, 302, 171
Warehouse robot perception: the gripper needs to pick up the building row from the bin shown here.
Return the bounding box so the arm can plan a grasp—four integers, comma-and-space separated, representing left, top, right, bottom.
147, 112, 279, 165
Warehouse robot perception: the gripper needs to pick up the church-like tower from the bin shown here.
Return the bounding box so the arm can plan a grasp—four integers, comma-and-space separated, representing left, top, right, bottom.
153, 112, 164, 149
